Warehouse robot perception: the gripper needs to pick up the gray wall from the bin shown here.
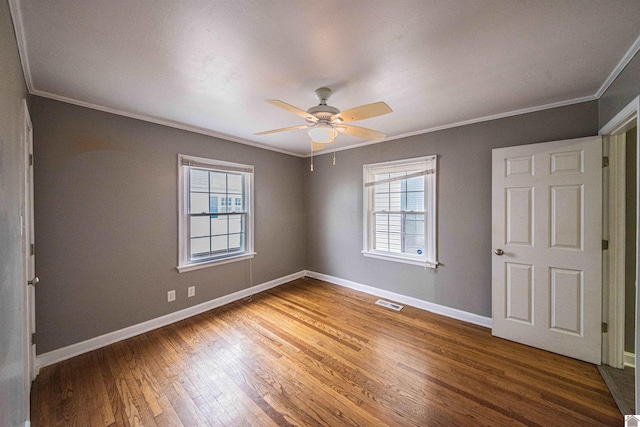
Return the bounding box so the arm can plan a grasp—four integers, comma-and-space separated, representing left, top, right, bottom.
306, 102, 598, 317
0, 0, 30, 426
31, 97, 307, 354
27, 36, 640, 359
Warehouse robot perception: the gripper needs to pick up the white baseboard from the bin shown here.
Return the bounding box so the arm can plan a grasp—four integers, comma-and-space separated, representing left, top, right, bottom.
24, 421, 30, 427
304, 270, 492, 329
625, 351, 636, 368
36, 271, 305, 370
36, 269, 492, 371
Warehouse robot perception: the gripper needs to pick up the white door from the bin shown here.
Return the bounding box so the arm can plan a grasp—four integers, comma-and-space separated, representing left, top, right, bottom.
21, 100, 36, 385
492, 136, 602, 364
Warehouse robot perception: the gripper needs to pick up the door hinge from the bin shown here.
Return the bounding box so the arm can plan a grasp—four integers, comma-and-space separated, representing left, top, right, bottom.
602, 322, 608, 333
30, 243, 35, 256
602, 240, 609, 250
29, 154, 33, 166
603, 156, 609, 168
31, 333, 36, 345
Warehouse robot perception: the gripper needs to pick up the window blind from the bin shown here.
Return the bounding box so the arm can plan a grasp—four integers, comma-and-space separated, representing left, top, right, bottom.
364, 168, 434, 187
181, 158, 253, 173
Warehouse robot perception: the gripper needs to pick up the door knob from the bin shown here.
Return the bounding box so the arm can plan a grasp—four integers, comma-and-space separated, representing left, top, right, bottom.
28, 277, 39, 286
494, 249, 504, 256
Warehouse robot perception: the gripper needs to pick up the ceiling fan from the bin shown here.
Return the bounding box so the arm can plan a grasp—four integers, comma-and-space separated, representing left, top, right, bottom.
255, 87, 392, 150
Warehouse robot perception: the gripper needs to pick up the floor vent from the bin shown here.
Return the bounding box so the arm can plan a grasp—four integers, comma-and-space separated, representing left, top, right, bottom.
375, 299, 403, 311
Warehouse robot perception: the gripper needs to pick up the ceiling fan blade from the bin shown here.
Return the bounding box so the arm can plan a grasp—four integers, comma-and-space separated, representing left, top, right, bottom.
332, 101, 392, 123
254, 124, 308, 136
266, 99, 315, 121
336, 124, 386, 140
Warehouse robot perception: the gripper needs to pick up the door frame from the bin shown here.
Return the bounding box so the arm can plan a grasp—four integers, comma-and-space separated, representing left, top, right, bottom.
602, 131, 627, 369
20, 99, 35, 404
599, 95, 640, 412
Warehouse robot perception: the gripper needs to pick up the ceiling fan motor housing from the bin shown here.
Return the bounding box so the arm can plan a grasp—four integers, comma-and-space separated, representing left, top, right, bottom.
307, 87, 341, 124
306, 105, 340, 123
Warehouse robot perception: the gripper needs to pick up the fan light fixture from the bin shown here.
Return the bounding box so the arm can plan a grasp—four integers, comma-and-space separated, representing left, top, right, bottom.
255, 87, 393, 156
308, 125, 337, 143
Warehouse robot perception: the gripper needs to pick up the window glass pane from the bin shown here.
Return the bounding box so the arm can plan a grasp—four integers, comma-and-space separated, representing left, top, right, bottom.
405, 213, 425, 254
228, 215, 243, 234
211, 235, 228, 254
375, 213, 389, 232
210, 193, 226, 212
405, 176, 423, 192
375, 234, 389, 251
211, 216, 227, 235
388, 192, 402, 211
380, 237, 389, 250
190, 169, 209, 192
228, 174, 243, 194
388, 214, 402, 232
190, 237, 210, 258
404, 191, 424, 211
404, 214, 425, 234
209, 196, 219, 217
190, 216, 209, 238
374, 173, 390, 182
388, 233, 402, 253
229, 233, 243, 252
209, 172, 226, 193
233, 197, 243, 212
404, 234, 425, 255
374, 191, 390, 211
190, 193, 209, 213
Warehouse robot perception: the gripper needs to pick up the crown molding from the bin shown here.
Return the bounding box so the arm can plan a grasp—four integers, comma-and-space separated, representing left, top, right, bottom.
595, 33, 640, 99
308, 95, 596, 157
30, 89, 305, 158
7, 0, 34, 92
599, 95, 639, 136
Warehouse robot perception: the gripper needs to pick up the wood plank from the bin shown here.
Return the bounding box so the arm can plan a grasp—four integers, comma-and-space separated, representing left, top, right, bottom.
31, 278, 623, 426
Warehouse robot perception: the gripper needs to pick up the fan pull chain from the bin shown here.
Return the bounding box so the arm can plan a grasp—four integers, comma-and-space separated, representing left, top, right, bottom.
310, 140, 314, 171
332, 137, 338, 165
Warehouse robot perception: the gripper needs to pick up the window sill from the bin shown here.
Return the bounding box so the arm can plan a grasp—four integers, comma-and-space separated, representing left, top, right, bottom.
177, 252, 256, 273
362, 250, 437, 269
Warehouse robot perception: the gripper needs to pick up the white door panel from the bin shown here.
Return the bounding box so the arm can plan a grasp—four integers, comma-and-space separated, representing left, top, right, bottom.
492, 136, 602, 364
22, 100, 36, 382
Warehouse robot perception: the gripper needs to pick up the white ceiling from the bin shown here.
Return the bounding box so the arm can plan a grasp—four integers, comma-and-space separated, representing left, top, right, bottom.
10, 0, 640, 156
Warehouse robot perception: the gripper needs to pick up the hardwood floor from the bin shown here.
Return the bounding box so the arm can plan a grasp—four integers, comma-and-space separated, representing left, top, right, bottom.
31, 278, 623, 426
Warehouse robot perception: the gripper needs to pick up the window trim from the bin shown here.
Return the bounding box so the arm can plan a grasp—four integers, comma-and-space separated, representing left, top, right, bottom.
177, 154, 255, 273
362, 155, 438, 268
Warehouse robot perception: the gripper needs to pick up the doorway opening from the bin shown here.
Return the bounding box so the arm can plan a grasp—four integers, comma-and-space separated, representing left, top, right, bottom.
600, 96, 639, 414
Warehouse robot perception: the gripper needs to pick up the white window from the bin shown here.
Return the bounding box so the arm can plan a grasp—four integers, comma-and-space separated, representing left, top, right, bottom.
177, 155, 255, 272
363, 155, 437, 268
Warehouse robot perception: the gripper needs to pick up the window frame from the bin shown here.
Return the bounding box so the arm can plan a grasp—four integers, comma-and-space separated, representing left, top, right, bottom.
177, 154, 255, 273
362, 155, 437, 268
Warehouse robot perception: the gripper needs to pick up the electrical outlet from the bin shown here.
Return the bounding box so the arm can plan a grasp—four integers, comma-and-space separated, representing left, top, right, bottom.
167, 290, 176, 302
188, 286, 195, 298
